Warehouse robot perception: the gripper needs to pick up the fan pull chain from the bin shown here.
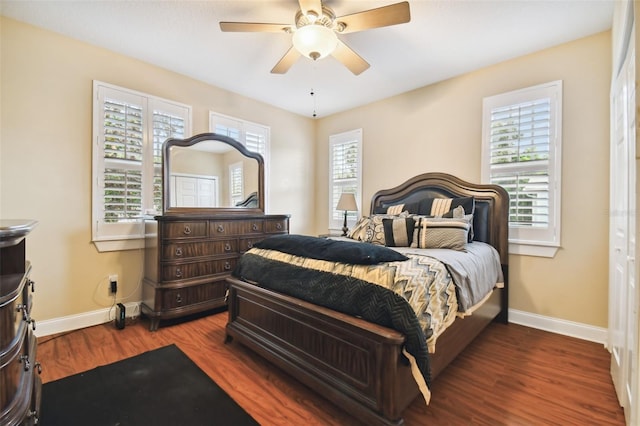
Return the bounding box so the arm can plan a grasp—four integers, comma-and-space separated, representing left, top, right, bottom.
310, 88, 317, 118
310, 61, 318, 118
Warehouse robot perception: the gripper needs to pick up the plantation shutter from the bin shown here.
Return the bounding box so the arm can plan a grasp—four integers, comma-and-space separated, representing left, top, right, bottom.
102, 97, 144, 223
210, 114, 267, 156
487, 99, 551, 228
329, 129, 362, 228
209, 111, 271, 210
152, 110, 187, 212
482, 80, 562, 255
229, 162, 243, 205
93, 81, 192, 250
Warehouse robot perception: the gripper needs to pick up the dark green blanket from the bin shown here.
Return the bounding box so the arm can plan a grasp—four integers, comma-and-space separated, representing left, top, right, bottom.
233, 251, 431, 388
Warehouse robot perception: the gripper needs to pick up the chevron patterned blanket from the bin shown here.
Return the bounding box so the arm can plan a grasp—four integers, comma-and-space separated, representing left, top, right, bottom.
233, 246, 464, 404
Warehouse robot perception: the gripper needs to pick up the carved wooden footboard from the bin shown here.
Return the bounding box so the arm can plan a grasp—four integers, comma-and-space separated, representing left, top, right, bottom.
226, 277, 504, 425
225, 172, 509, 425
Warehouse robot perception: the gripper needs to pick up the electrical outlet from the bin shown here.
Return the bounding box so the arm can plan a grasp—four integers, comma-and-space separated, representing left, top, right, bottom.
109, 274, 118, 295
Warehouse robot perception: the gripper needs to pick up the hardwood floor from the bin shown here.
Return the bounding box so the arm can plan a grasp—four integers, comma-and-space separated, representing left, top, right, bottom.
37, 311, 625, 425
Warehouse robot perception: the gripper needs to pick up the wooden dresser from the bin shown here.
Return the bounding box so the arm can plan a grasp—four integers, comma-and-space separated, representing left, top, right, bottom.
142, 214, 289, 330
0, 220, 41, 425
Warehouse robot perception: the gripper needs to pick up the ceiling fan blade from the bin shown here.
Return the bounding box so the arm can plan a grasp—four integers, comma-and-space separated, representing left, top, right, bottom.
220, 22, 292, 33
331, 40, 370, 75
336, 1, 410, 34
271, 46, 301, 74
298, 0, 322, 16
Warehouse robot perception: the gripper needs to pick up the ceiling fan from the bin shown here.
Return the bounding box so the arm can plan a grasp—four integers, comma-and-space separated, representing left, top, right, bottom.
219, 0, 411, 75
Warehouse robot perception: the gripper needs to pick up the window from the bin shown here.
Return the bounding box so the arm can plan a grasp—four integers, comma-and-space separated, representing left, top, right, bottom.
481, 81, 562, 257
229, 162, 244, 206
329, 129, 363, 232
92, 81, 191, 251
209, 112, 270, 209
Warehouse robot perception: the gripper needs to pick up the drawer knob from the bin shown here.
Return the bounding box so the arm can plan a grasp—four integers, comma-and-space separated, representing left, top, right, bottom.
224, 243, 232, 251
21, 355, 30, 371
247, 241, 253, 249
175, 247, 183, 256
176, 293, 183, 303
16, 304, 27, 319
252, 223, 259, 231
183, 225, 192, 235
217, 225, 225, 233
35, 361, 42, 375
276, 223, 283, 230
224, 261, 232, 270
175, 268, 183, 278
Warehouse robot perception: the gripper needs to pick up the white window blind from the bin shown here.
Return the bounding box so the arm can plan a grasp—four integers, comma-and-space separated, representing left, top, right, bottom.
93, 81, 191, 251
329, 129, 362, 230
102, 98, 144, 222
229, 162, 244, 206
209, 112, 268, 156
482, 81, 562, 257
153, 111, 186, 212
209, 112, 270, 210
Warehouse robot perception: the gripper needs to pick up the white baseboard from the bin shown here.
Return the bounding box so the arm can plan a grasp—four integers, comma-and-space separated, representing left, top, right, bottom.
509, 308, 608, 345
34, 303, 608, 345
35, 302, 141, 338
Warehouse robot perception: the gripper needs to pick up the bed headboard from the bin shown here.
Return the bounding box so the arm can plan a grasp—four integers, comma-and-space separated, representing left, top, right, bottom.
370, 172, 509, 267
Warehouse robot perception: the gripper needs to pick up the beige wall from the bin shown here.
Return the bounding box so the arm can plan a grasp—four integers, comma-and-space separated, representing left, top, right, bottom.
0, 18, 316, 321
316, 31, 612, 328
1, 16, 613, 330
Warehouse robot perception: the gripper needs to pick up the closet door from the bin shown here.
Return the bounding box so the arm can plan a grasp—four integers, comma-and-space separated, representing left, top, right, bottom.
609, 18, 638, 426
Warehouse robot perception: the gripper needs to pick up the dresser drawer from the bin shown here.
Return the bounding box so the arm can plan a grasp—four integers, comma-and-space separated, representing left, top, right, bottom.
162, 239, 237, 260
236, 219, 264, 234
161, 281, 228, 310
162, 258, 238, 282
210, 219, 267, 236
162, 221, 208, 239
0, 329, 27, 414
265, 219, 288, 233
239, 237, 264, 252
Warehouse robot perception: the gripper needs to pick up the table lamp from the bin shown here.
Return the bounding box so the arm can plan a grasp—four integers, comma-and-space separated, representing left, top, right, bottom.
336, 193, 358, 236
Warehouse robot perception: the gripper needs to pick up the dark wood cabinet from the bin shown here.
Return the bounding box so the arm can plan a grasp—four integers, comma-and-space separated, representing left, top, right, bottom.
141, 214, 289, 331
0, 220, 41, 426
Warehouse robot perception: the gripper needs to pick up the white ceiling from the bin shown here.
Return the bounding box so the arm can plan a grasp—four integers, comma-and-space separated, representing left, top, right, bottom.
1, 0, 614, 118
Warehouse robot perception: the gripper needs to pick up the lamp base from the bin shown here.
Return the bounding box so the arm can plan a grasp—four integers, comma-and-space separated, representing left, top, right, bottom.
342, 211, 349, 237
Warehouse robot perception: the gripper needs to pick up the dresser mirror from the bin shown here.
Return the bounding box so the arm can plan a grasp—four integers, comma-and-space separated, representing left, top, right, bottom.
163, 133, 264, 215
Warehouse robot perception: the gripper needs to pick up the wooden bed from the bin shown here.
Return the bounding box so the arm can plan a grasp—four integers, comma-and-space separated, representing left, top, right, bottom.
225, 172, 509, 425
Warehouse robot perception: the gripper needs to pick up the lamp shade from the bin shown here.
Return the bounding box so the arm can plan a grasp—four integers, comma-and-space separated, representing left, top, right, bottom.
336, 193, 358, 212
292, 24, 338, 60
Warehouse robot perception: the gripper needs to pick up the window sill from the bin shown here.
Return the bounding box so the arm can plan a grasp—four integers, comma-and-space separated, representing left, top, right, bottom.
509, 242, 559, 258
93, 237, 145, 253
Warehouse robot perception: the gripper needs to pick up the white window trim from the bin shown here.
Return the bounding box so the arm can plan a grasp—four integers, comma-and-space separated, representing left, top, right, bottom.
209, 111, 270, 212
329, 129, 363, 233
481, 80, 562, 258
92, 81, 192, 252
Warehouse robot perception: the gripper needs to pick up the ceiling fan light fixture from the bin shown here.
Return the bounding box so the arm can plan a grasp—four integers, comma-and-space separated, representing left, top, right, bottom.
292, 24, 338, 60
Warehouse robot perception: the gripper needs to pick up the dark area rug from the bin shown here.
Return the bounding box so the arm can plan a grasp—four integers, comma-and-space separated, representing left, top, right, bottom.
40, 344, 259, 426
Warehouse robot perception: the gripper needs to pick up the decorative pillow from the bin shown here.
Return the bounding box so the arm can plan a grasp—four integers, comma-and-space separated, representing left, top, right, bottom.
410, 217, 470, 251
347, 216, 371, 241
373, 202, 419, 215
364, 213, 410, 245
386, 204, 405, 215
366, 215, 389, 245
417, 196, 475, 217
417, 197, 475, 242
382, 217, 416, 247
253, 234, 408, 264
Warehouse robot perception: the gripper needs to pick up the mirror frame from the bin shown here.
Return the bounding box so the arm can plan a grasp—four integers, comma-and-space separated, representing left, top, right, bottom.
162, 132, 265, 215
